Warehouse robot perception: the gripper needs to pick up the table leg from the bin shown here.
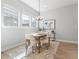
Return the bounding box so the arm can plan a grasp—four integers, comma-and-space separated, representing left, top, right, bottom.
48, 37, 50, 47
38, 37, 41, 53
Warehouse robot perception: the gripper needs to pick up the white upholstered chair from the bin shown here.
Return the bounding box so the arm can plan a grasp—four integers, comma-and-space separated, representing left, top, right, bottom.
25, 34, 38, 54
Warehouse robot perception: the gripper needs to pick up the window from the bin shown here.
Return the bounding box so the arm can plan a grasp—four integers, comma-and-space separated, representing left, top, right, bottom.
2, 4, 18, 27
31, 17, 37, 28
21, 14, 31, 28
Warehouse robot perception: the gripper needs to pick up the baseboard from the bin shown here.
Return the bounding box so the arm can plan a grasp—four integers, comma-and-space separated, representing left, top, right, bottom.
57, 39, 78, 44
1, 41, 25, 52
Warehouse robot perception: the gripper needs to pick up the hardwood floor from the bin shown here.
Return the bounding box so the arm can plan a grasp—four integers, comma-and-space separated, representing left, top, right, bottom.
1, 41, 78, 59
54, 42, 78, 59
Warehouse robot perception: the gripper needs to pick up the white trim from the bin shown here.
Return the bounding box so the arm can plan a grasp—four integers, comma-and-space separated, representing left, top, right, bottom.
3, 4, 17, 12
57, 39, 78, 44
18, 11, 21, 28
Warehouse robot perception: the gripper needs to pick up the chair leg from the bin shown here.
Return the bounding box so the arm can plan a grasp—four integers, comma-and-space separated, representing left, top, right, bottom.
32, 46, 37, 53
32, 46, 34, 53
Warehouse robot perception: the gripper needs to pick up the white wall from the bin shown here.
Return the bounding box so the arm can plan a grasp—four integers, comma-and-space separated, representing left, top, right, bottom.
41, 4, 78, 43
1, 0, 38, 51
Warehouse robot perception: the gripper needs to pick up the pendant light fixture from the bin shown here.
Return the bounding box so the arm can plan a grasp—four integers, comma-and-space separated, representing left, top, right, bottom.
36, 0, 44, 31
36, 0, 44, 21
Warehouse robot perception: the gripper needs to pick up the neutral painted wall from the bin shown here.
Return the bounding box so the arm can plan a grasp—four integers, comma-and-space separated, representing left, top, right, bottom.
41, 4, 78, 43
1, 0, 38, 51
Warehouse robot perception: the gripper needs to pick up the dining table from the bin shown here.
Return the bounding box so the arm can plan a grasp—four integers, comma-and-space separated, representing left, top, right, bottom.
32, 33, 47, 53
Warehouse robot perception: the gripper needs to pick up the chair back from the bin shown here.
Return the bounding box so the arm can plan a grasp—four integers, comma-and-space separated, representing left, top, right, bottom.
25, 39, 30, 48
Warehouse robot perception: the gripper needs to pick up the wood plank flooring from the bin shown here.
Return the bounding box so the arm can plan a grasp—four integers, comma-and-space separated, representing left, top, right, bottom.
54, 42, 78, 59
1, 41, 78, 59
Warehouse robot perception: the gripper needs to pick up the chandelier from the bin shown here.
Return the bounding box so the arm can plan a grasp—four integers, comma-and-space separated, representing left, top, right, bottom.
36, 16, 44, 20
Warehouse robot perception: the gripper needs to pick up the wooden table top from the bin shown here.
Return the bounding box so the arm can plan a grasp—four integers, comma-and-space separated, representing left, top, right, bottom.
32, 33, 47, 38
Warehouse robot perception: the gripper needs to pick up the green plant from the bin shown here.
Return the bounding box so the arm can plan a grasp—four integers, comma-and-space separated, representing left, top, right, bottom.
38, 28, 42, 31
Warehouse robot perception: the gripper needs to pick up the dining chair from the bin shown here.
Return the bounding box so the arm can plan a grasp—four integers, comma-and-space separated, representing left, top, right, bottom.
25, 39, 30, 56
25, 35, 39, 54
30, 38, 39, 53
40, 33, 50, 50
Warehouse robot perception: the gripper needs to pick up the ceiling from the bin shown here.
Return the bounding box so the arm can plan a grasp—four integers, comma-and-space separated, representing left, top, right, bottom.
20, 0, 78, 12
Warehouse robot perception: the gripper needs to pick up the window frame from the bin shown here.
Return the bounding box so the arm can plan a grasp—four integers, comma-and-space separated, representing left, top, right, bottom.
2, 4, 18, 28
31, 17, 37, 29
21, 13, 31, 28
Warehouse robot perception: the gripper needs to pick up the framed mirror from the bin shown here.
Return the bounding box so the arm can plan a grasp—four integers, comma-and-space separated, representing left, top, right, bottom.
43, 19, 55, 30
